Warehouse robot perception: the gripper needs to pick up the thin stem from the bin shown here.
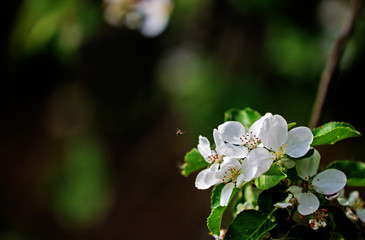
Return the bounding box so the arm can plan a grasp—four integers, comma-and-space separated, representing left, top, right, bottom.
309, 0, 362, 128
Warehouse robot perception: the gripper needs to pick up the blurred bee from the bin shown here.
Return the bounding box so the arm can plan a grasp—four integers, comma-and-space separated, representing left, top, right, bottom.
176, 128, 185, 136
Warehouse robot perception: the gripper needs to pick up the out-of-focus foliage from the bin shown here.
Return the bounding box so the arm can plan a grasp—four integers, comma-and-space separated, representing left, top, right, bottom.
10, 0, 101, 60
50, 137, 112, 228
2, 0, 365, 239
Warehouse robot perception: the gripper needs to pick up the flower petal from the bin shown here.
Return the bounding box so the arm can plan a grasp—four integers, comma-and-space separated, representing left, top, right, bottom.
236, 159, 257, 186
312, 169, 347, 195
249, 112, 272, 137
295, 149, 320, 181
286, 127, 313, 158
274, 194, 293, 209
220, 182, 234, 206
288, 186, 303, 198
245, 148, 273, 179
297, 192, 320, 216
356, 208, 365, 223
218, 143, 249, 158
197, 135, 211, 161
195, 167, 220, 190
217, 121, 247, 144
260, 114, 288, 151
348, 191, 360, 205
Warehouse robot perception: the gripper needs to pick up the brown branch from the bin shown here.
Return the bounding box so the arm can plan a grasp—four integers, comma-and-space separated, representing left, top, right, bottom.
309, 0, 362, 128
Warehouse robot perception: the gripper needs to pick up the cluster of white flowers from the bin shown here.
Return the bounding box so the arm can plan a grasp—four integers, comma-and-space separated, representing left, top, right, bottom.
103, 0, 172, 37
195, 113, 313, 206
338, 190, 365, 223
195, 112, 351, 230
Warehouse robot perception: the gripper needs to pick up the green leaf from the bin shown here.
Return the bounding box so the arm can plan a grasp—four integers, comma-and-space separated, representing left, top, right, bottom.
258, 186, 287, 213
326, 160, 365, 186
311, 122, 361, 146
224, 107, 261, 130
207, 206, 227, 236
224, 210, 277, 240
181, 148, 209, 177
254, 164, 287, 190
208, 183, 237, 235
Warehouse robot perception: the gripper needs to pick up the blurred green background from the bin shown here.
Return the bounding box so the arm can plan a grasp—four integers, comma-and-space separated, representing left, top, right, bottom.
1, 0, 365, 239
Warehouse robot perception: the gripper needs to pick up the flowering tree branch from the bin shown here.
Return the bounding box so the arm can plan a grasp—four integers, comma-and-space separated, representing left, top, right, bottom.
309, 0, 363, 128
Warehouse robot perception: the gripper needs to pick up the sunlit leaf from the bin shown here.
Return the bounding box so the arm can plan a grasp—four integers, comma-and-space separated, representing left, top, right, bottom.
224, 107, 261, 130
254, 164, 287, 190
208, 183, 237, 236
224, 210, 277, 240
181, 148, 208, 177
311, 122, 361, 146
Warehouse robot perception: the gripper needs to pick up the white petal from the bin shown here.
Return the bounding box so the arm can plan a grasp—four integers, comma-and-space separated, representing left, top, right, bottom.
219, 158, 241, 169
198, 136, 211, 161
218, 143, 249, 158
195, 168, 211, 190
204, 167, 222, 187
260, 114, 288, 151
297, 192, 320, 216
195, 168, 219, 190
295, 149, 320, 181
237, 159, 257, 186
286, 127, 313, 158
245, 148, 273, 179
213, 129, 224, 150
348, 191, 360, 205
274, 194, 293, 208
217, 121, 247, 144
288, 186, 303, 198
356, 208, 365, 223
275, 202, 293, 208
249, 112, 272, 137
312, 169, 347, 195
220, 182, 234, 206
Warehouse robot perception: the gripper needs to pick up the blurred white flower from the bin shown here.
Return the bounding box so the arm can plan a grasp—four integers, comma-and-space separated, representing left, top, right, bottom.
338, 190, 365, 222
103, 0, 173, 37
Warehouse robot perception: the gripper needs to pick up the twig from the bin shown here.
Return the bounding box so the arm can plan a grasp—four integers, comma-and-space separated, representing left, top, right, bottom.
309, 0, 362, 128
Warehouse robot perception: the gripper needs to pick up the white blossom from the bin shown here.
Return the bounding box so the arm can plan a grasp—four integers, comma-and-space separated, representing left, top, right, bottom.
338, 190, 365, 222
260, 114, 313, 159
195, 130, 227, 190
289, 169, 347, 216
217, 148, 273, 206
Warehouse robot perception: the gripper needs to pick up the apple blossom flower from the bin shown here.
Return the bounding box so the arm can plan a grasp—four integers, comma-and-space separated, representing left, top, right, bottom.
217, 113, 313, 162
338, 190, 365, 222
289, 169, 347, 216
195, 130, 227, 190
259, 114, 313, 159
217, 113, 272, 158
217, 148, 273, 206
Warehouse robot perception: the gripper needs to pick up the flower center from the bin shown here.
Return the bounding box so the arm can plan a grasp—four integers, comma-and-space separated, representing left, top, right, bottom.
309, 209, 328, 230
208, 153, 223, 164
272, 144, 287, 160
222, 167, 241, 184
354, 198, 365, 209
240, 131, 260, 151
